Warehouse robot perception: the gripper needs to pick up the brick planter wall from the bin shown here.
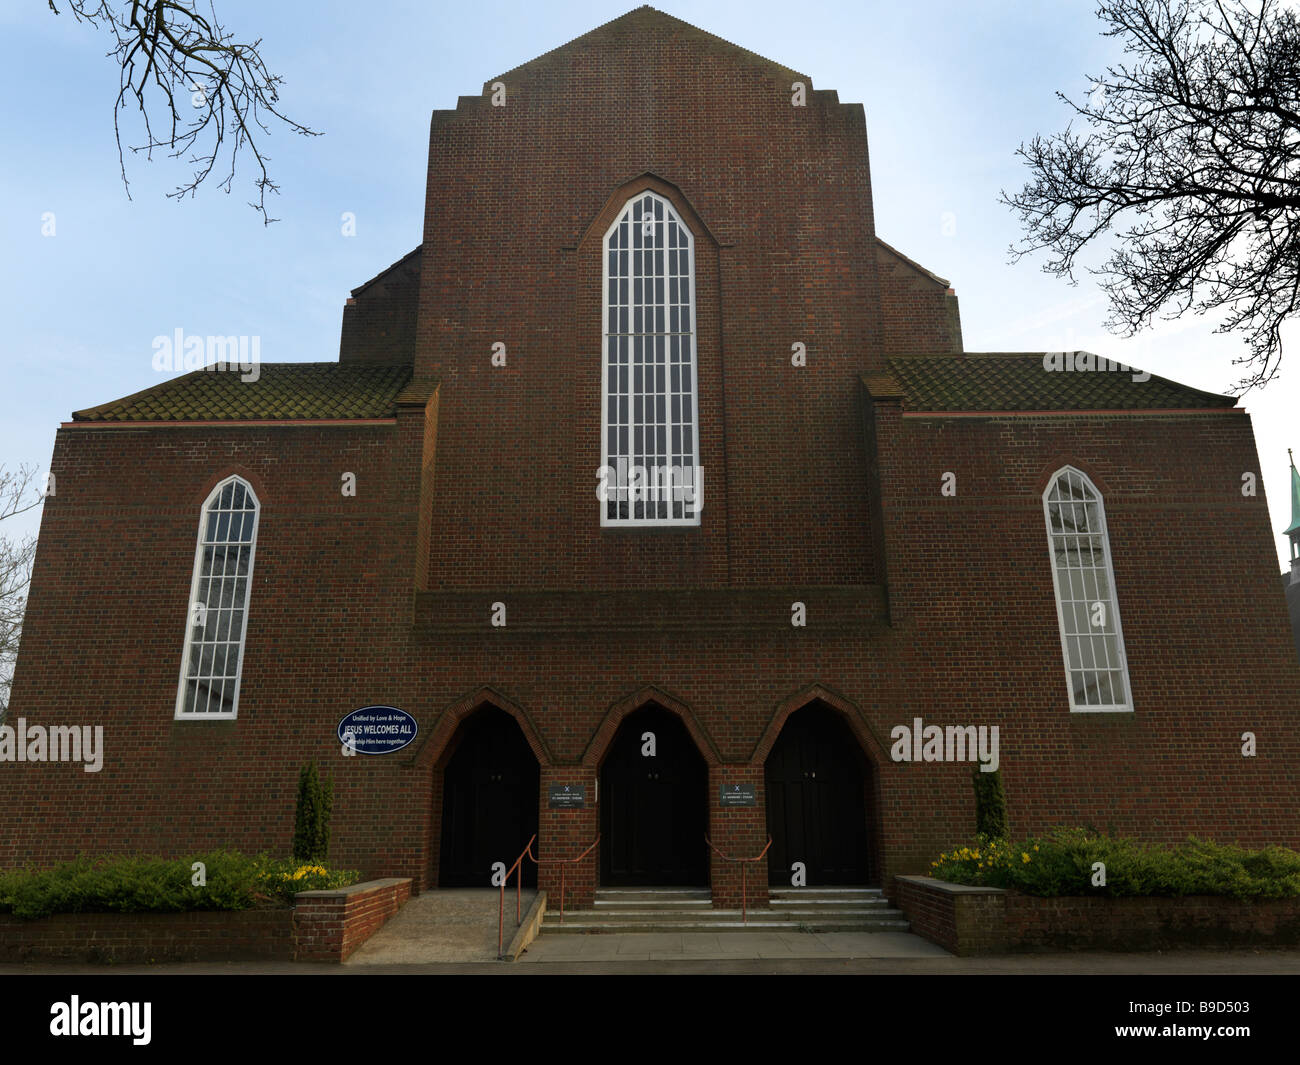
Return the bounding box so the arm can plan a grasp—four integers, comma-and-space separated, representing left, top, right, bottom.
0, 909, 292, 964
291, 877, 412, 962
895, 875, 1007, 955
896, 875, 1300, 955
0, 877, 412, 964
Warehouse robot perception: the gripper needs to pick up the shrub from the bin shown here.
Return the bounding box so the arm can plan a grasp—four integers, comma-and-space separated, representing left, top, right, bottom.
292, 761, 333, 862
928, 829, 1300, 900
0, 851, 360, 920
972, 765, 1008, 840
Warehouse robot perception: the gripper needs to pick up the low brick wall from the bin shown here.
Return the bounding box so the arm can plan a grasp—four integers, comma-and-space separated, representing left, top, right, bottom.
1004, 893, 1300, 952
896, 875, 1300, 955
292, 877, 412, 962
0, 909, 292, 963
0, 877, 412, 964
895, 875, 1006, 955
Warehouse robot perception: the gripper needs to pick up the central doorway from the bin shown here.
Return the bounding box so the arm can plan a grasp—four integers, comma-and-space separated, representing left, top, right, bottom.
439, 706, 539, 888
765, 702, 872, 886
600, 705, 707, 886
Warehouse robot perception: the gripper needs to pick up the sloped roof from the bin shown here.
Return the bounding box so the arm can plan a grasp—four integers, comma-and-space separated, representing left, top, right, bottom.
71, 363, 414, 422
349, 246, 421, 299
869, 354, 1238, 412
876, 238, 951, 289
492, 5, 805, 83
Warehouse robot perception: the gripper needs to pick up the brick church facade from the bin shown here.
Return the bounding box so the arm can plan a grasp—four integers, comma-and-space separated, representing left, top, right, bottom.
4, 8, 1298, 908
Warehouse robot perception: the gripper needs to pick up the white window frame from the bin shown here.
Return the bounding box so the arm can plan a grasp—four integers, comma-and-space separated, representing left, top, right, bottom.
174, 475, 260, 720
1042, 465, 1133, 713
600, 189, 701, 527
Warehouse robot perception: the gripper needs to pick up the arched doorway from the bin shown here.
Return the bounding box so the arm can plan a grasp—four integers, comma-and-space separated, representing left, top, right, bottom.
600, 705, 707, 886
765, 702, 872, 886
439, 706, 539, 887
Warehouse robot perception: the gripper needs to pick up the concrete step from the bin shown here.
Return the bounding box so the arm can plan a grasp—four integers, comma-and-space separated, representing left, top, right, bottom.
541, 915, 911, 934
543, 884, 907, 935
559, 907, 900, 921
759, 899, 894, 910
594, 889, 712, 908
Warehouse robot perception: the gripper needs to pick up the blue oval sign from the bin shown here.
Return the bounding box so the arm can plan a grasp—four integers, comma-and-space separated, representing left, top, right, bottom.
338, 706, 418, 755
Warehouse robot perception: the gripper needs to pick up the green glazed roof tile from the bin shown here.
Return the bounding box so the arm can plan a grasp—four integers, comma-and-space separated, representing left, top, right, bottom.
876, 354, 1237, 412
72, 363, 415, 422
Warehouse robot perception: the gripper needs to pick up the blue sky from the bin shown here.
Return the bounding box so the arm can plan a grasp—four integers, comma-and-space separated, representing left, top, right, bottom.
1, 0, 1295, 569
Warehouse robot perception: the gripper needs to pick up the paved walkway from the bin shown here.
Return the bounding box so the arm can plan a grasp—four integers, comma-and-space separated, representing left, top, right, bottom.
347, 888, 537, 964
519, 929, 950, 962
5, 950, 1299, 974
5, 888, 1298, 972
342, 888, 951, 964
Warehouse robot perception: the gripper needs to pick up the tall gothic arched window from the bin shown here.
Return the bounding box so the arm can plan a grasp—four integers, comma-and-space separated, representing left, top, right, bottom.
1042, 466, 1132, 711
175, 476, 259, 718
601, 190, 700, 525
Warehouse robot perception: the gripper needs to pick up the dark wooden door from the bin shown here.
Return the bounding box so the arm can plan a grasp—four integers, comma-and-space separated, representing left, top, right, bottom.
600, 707, 707, 886
439, 708, 539, 888
766, 705, 870, 886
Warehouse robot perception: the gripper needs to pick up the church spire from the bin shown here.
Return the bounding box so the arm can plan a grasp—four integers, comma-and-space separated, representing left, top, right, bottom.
1286, 449, 1300, 583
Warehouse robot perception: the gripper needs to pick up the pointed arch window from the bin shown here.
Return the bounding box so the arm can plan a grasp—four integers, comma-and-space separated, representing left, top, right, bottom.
1043, 467, 1132, 711
601, 190, 700, 525
175, 476, 259, 719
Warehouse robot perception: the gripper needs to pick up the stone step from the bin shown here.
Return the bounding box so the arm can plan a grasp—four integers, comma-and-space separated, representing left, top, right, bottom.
545, 885, 907, 935
541, 915, 911, 934
759, 899, 894, 910
594, 890, 712, 908
567, 906, 901, 920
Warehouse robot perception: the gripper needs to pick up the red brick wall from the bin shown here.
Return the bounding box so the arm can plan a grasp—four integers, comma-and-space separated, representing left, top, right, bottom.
895, 875, 1006, 955
292, 877, 412, 962
869, 404, 1300, 871
2, 10, 1297, 910
0, 879, 411, 963
0, 422, 431, 883
876, 241, 963, 355
1002, 892, 1300, 951
339, 250, 420, 366
896, 876, 1300, 954
0, 910, 292, 963
417, 10, 883, 591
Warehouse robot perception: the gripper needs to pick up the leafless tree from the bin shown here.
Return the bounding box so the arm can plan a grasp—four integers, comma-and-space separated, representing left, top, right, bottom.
1002, 0, 1300, 391
0, 466, 43, 716
47, 0, 320, 224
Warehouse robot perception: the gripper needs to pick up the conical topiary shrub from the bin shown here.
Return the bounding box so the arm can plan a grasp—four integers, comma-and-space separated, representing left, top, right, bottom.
973, 764, 1008, 840
292, 760, 334, 862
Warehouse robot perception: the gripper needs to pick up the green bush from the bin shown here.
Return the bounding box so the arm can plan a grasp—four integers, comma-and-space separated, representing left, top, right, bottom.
0, 851, 361, 920
972, 766, 1008, 839
292, 761, 333, 862
929, 829, 1300, 900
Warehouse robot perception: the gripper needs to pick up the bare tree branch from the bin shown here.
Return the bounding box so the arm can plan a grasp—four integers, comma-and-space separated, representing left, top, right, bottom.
48, 0, 321, 224
1001, 0, 1300, 392
0, 465, 43, 715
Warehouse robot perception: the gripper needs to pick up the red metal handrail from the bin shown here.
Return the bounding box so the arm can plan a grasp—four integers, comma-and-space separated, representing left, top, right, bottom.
529, 834, 600, 927
498, 833, 536, 960
705, 835, 772, 925
496, 832, 600, 959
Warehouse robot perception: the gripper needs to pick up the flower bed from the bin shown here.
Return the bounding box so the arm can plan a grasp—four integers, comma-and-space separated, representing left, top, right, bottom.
0, 864, 410, 964
896, 831, 1300, 954
895, 875, 1300, 955
0, 851, 362, 920
928, 830, 1300, 899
